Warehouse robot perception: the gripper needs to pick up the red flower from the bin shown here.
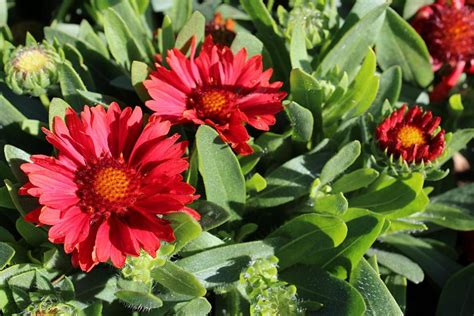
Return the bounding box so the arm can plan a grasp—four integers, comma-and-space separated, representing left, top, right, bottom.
205, 12, 236, 47
376, 105, 445, 164
144, 36, 286, 155
20, 103, 199, 271
412, 0, 474, 102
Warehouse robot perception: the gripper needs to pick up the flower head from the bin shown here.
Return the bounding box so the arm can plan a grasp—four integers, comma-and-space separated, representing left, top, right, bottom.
205, 12, 236, 47
4, 41, 61, 96
412, 0, 474, 101
20, 103, 199, 271
144, 36, 286, 155
376, 105, 445, 164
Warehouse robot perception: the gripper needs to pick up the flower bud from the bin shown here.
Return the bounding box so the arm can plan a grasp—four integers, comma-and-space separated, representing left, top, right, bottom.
4, 41, 61, 96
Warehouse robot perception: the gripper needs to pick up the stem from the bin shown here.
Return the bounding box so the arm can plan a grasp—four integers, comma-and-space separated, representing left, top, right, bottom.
54, 0, 75, 22
39, 94, 50, 112
52, 274, 65, 286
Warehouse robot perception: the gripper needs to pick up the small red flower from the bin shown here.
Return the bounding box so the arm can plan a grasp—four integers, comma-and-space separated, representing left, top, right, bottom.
376, 105, 446, 164
20, 103, 199, 271
144, 36, 287, 156
205, 12, 236, 47
412, 0, 474, 102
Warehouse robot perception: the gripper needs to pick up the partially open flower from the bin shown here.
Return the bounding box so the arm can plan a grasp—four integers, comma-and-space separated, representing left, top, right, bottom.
20, 103, 199, 271
376, 105, 446, 164
144, 36, 286, 155
412, 0, 474, 101
4, 42, 61, 96
205, 12, 236, 47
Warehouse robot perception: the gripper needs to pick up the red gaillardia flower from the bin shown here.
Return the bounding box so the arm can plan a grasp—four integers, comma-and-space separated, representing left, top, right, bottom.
144, 36, 287, 155
412, 0, 474, 102
376, 105, 446, 164
19, 103, 199, 271
205, 12, 236, 47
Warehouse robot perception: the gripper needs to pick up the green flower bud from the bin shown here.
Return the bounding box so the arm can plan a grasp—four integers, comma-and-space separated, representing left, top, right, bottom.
4, 41, 61, 97
121, 244, 175, 285
240, 256, 303, 316
25, 295, 76, 316
278, 3, 330, 49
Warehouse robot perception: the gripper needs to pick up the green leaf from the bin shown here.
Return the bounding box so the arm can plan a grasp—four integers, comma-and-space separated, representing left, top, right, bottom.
0, 227, 15, 243
385, 188, 429, 219
371, 66, 402, 117
318, 3, 388, 79
15, 218, 47, 246
176, 240, 278, 288
238, 144, 263, 176
332, 168, 379, 193
313, 193, 348, 215
0, 0, 7, 27
78, 302, 103, 316
383, 219, 427, 235
350, 258, 403, 316
168, 0, 192, 31
167, 212, 202, 253
367, 248, 424, 283
131, 61, 150, 102
420, 203, 474, 231
157, 15, 175, 66
174, 11, 205, 50
171, 297, 212, 316
240, 0, 290, 85
100, 0, 153, 57
0, 242, 15, 270
196, 125, 246, 219
281, 265, 366, 316
376, 8, 433, 87
58, 62, 87, 111
49, 98, 71, 129
103, 8, 148, 69
320, 141, 361, 185
0, 95, 27, 127
192, 200, 231, 231
381, 234, 461, 287
267, 213, 347, 269
0, 186, 14, 209
323, 49, 379, 125
78, 20, 109, 57
437, 129, 474, 166
349, 173, 424, 214
290, 23, 310, 73
231, 32, 265, 59
62, 44, 96, 91
77, 90, 121, 107
245, 173, 267, 193
247, 140, 333, 208
436, 264, 474, 316
115, 291, 163, 309
290, 69, 323, 138
285, 101, 314, 143
4, 145, 30, 183
385, 275, 407, 313
303, 208, 384, 278
151, 261, 206, 297
419, 183, 474, 231
181, 232, 225, 256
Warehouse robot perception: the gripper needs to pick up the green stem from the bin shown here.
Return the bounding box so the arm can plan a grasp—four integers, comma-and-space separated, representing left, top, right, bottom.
39, 94, 50, 112
54, 0, 75, 22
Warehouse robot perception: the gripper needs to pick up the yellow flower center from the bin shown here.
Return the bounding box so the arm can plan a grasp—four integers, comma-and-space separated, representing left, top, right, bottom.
397, 125, 426, 148
201, 91, 229, 116
15, 49, 48, 73
94, 167, 131, 202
